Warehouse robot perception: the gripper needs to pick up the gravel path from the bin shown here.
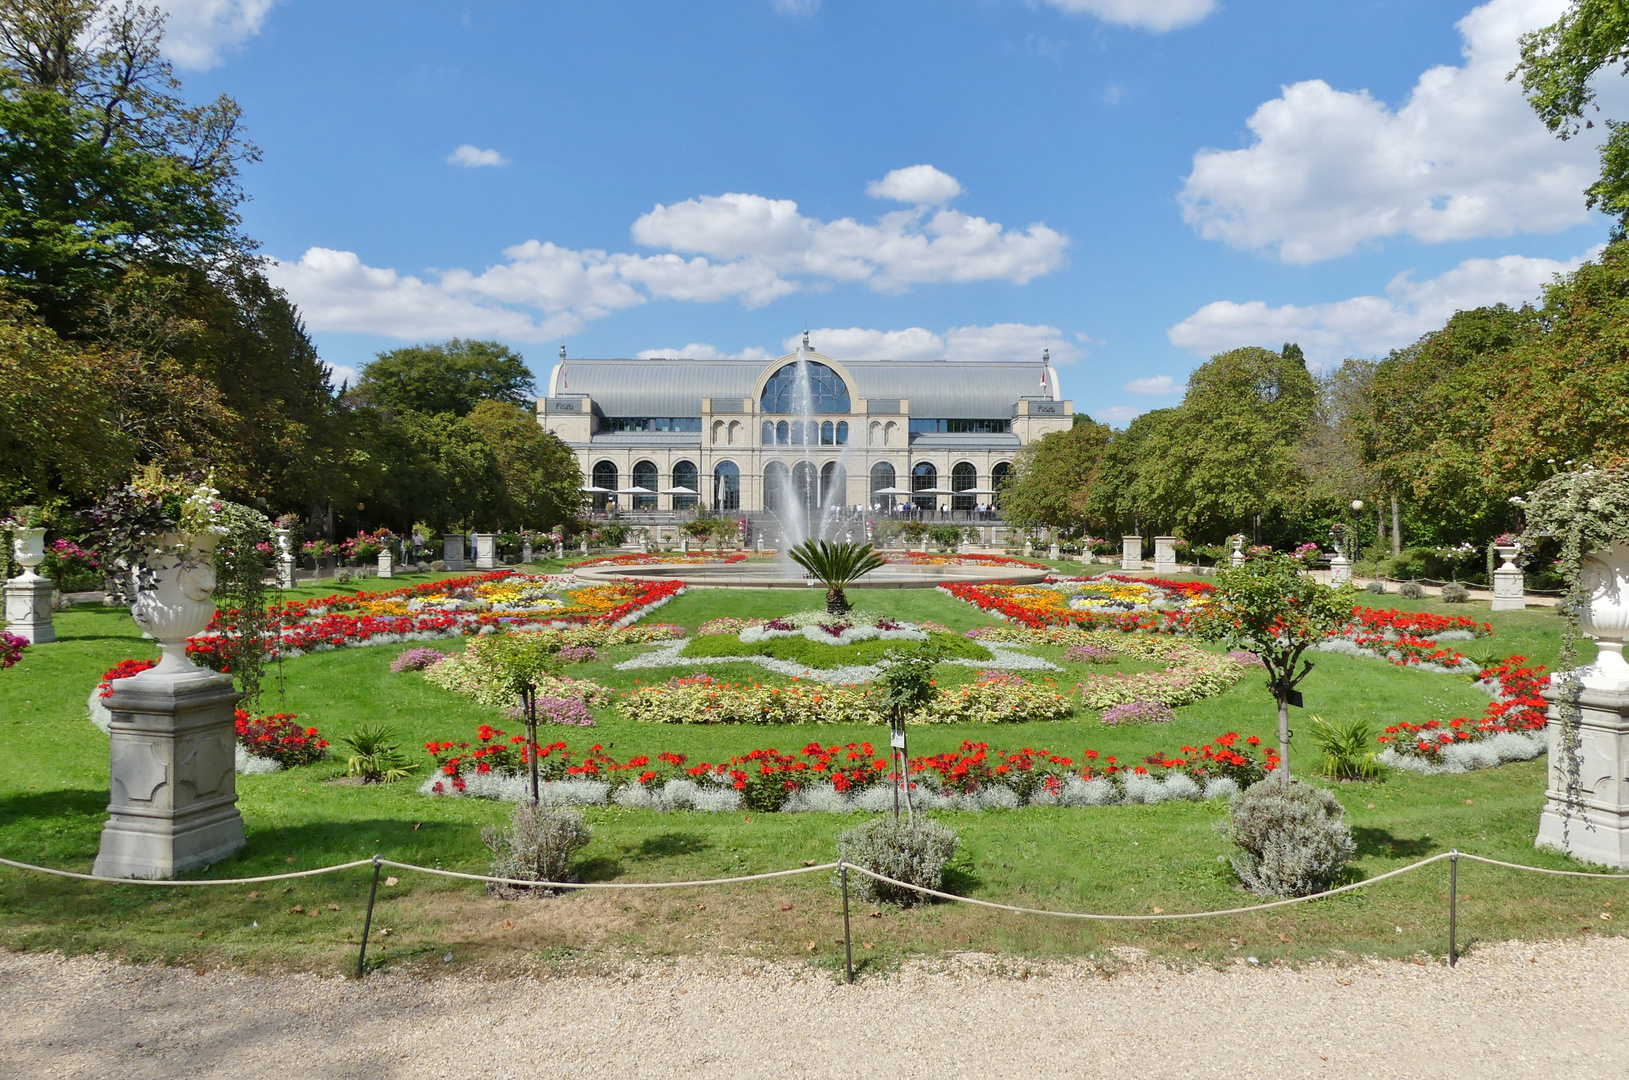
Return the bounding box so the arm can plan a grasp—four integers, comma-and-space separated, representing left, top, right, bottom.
4, 938, 1625, 1079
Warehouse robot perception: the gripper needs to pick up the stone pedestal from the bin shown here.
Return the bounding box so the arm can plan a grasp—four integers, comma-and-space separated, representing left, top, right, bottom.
1121, 536, 1142, 572
1048, 543, 1060, 561
1230, 537, 1245, 569
474, 533, 498, 569
1537, 682, 1629, 868
4, 574, 55, 644
681, 537, 690, 554
1329, 553, 1352, 586
580, 538, 589, 555
276, 555, 296, 590
521, 540, 533, 564
1153, 536, 1177, 576
1492, 544, 1525, 611
377, 550, 394, 579
554, 541, 564, 560
94, 668, 246, 878
444, 534, 466, 571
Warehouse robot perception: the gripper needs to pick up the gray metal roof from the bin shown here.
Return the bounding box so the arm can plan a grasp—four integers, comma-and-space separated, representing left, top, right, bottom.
548, 356, 1058, 419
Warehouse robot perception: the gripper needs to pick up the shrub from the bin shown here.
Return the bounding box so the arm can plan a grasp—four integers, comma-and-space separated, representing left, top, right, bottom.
481, 801, 592, 893
1365, 581, 1388, 595
1440, 582, 1470, 603
837, 818, 959, 907
1398, 581, 1425, 600
1222, 780, 1356, 897
1309, 714, 1382, 781
556, 644, 600, 664
430, 559, 448, 572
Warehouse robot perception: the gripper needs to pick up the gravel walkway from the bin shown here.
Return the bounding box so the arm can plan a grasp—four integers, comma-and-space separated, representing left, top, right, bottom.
4, 938, 1625, 1079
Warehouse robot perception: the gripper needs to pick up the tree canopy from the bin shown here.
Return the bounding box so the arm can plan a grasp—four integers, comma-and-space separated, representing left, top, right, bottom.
349, 339, 536, 417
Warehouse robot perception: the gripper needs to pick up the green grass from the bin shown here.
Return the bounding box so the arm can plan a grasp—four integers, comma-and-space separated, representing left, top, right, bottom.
679, 628, 991, 665
0, 575, 1620, 978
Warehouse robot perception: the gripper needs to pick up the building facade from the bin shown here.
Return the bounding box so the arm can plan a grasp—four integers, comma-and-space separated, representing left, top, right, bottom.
536, 343, 1073, 517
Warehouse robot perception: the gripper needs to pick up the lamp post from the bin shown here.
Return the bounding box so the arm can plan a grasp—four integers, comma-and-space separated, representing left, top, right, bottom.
1349, 499, 1364, 562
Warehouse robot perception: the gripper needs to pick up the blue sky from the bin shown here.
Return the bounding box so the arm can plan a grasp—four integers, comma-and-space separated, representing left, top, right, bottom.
162, 0, 1616, 423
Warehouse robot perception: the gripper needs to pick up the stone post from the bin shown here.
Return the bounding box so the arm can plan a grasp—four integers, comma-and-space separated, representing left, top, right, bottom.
376, 548, 393, 579
1537, 683, 1629, 868
640, 531, 651, 555
1048, 542, 1060, 561
1121, 536, 1142, 572
1023, 537, 1033, 557
1492, 544, 1525, 611
1329, 552, 1352, 585
521, 538, 533, 564
443, 533, 466, 571
474, 532, 498, 570
273, 528, 297, 589
580, 537, 589, 555
554, 539, 564, 560
4, 526, 54, 643
1153, 536, 1177, 576
1230, 536, 1245, 569
681, 537, 690, 554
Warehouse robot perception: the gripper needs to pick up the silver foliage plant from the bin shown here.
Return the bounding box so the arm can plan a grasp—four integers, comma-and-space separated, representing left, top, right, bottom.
481, 801, 593, 893
837, 818, 959, 907
1221, 780, 1356, 898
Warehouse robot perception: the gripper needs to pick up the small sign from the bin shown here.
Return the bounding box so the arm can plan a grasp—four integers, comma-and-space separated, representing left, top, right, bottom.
1286, 689, 1304, 708
1030, 402, 1061, 415
550, 399, 578, 412
890, 731, 906, 749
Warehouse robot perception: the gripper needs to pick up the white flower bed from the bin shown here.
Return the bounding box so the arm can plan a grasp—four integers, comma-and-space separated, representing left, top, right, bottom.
1380, 732, 1547, 775
614, 638, 1059, 684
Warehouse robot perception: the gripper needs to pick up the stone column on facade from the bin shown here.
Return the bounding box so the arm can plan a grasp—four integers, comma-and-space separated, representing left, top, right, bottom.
474, 533, 498, 570
1153, 536, 1177, 576
95, 533, 245, 878
1121, 536, 1142, 572
442, 533, 466, 571
1230, 536, 1245, 569
377, 549, 393, 579
4, 526, 55, 644
1492, 544, 1525, 611
1329, 552, 1352, 585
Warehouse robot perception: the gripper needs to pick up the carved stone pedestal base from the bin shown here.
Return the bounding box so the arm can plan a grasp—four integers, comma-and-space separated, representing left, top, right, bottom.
94, 669, 246, 879
4, 573, 55, 643
1536, 683, 1629, 869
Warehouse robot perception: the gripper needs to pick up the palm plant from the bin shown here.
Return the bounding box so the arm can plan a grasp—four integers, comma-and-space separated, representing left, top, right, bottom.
1309, 714, 1382, 781
787, 539, 887, 614
341, 725, 420, 783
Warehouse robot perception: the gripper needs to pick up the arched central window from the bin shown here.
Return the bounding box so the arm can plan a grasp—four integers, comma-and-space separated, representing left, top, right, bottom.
591, 461, 617, 512
631, 460, 658, 512
951, 462, 977, 513
870, 462, 896, 510
911, 461, 938, 513
671, 460, 698, 511
759, 360, 850, 414
713, 461, 740, 511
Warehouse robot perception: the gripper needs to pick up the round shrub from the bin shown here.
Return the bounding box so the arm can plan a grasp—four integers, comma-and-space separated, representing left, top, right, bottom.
1398, 581, 1425, 600
837, 818, 959, 907
1221, 780, 1356, 898
1440, 582, 1470, 603
482, 802, 593, 894
1364, 581, 1387, 595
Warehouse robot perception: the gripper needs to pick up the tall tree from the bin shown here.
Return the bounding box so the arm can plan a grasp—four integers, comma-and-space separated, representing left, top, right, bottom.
350, 339, 536, 417
999, 418, 1112, 536
460, 400, 583, 530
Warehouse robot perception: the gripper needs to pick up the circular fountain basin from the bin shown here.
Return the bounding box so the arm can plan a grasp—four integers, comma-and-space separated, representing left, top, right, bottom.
571, 560, 1050, 589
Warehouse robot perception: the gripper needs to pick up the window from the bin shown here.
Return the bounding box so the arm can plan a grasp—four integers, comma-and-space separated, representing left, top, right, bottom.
821, 421, 834, 445
792, 461, 818, 517
870, 462, 896, 509
671, 460, 699, 510
952, 461, 977, 512
760, 361, 851, 413
776, 420, 789, 445
713, 461, 740, 511
631, 460, 658, 511
762, 421, 774, 445
763, 461, 789, 513
908, 418, 1012, 434
601, 417, 702, 432
789, 420, 803, 446
820, 461, 846, 506
836, 420, 848, 445
911, 461, 938, 513
991, 461, 1012, 510
591, 461, 617, 511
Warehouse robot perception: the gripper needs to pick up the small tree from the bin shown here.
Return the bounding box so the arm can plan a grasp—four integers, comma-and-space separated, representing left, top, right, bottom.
472, 633, 561, 804
787, 539, 886, 614
1198, 555, 1355, 783
875, 648, 940, 822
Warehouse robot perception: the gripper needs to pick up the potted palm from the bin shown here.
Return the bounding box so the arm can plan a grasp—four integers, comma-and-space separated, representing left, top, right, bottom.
788, 539, 886, 615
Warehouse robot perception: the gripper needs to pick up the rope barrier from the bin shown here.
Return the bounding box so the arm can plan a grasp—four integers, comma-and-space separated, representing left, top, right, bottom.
375, 859, 840, 891
0, 855, 376, 885
1456, 853, 1629, 879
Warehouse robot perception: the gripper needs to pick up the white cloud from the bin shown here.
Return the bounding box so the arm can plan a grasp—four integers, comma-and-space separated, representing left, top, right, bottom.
773, 0, 820, 14
785, 323, 1079, 363
1123, 374, 1180, 394
447, 144, 508, 168
636, 343, 775, 362
1040, 0, 1215, 32
1179, 0, 1606, 263
1093, 405, 1146, 425
324, 362, 360, 388
1167, 249, 1595, 367
152, 0, 276, 69
866, 165, 964, 205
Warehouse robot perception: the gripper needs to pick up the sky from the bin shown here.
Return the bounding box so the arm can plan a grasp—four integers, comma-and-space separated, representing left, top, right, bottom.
157, 0, 1620, 425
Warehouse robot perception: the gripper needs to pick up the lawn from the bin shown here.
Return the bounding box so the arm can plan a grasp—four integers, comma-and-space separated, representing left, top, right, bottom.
0, 564, 1622, 978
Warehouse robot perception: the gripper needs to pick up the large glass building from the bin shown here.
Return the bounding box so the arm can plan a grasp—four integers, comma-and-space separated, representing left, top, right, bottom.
537, 343, 1073, 516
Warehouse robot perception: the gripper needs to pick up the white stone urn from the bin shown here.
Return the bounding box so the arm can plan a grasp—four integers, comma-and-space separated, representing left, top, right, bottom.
1230, 536, 1245, 569
1580, 541, 1629, 691
131, 532, 220, 675
1329, 552, 1352, 585
272, 527, 294, 558
11, 527, 46, 578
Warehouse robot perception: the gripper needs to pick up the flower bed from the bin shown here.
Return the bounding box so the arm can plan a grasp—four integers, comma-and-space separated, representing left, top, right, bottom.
418, 729, 1277, 811
567, 551, 759, 569
941, 574, 1207, 631
186, 572, 685, 665
887, 552, 1052, 570
416, 637, 615, 712
0, 632, 24, 669
1377, 655, 1550, 774
1075, 641, 1252, 712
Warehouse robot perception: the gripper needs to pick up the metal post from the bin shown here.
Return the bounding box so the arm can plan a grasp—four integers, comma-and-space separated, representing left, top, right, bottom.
356, 854, 382, 979
840, 860, 854, 984
525, 686, 540, 807
1448, 850, 1459, 968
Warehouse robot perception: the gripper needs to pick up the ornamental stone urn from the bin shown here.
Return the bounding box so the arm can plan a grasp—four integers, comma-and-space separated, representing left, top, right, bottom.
377, 548, 394, 579
444, 533, 466, 571
272, 527, 297, 589
1230, 536, 1246, 569
4, 526, 55, 643
1536, 541, 1629, 868
96, 532, 246, 878
474, 532, 498, 569
1121, 535, 1142, 572
1153, 536, 1178, 576
1491, 543, 1525, 611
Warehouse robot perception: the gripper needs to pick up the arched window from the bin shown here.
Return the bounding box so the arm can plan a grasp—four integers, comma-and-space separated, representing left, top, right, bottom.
760, 360, 851, 413
671, 460, 699, 511
911, 461, 938, 513
728, 420, 741, 445
792, 461, 819, 518
991, 461, 1012, 511
836, 421, 848, 445
763, 461, 789, 513
952, 461, 977, 513
884, 421, 897, 446
776, 420, 789, 445
712, 420, 724, 444
870, 461, 896, 510
762, 420, 774, 446
713, 461, 740, 511
820, 421, 834, 446
631, 460, 658, 512
591, 461, 617, 511
808, 421, 821, 444
820, 462, 846, 507
789, 420, 803, 446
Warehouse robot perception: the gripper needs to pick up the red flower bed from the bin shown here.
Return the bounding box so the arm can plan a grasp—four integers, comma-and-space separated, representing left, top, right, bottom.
939, 581, 1194, 632
235, 710, 329, 768
97, 658, 158, 697
567, 552, 749, 568
1350, 607, 1490, 639
1144, 732, 1279, 786
1090, 573, 1216, 600
1376, 655, 1549, 761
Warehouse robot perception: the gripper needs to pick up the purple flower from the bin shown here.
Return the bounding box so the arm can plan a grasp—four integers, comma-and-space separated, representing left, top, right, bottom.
1226, 649, 1266, 667
1100, 699, 1175, 726
1063, 644, 1115, 664
391, 647, 449, 673
556, 645, 600, 664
